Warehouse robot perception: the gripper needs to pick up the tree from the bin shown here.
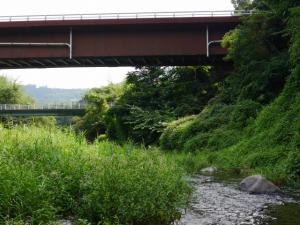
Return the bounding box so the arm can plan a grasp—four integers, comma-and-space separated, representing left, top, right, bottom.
73, 83, 123, 140
231, 0, 252, 10
106, 66, 220, 144
0, 76, 33, 104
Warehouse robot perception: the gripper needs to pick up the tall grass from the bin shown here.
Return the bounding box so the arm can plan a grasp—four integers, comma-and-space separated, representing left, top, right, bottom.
0, 127, 190, 225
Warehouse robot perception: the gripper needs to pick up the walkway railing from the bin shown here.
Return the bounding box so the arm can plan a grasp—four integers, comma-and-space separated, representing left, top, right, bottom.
0, 10, 254, 22
0, 103, 87, 111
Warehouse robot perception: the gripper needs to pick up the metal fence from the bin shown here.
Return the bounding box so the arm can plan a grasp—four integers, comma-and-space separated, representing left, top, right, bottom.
0, 103, 87, 111
0, 10, 254, 22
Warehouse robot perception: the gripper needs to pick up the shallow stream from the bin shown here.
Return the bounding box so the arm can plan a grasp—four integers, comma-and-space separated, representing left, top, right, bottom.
177, 174, 300, 225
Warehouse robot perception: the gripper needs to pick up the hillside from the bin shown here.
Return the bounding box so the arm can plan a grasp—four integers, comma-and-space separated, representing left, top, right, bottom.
160, 4, 300, 185
22, 85, 88, 104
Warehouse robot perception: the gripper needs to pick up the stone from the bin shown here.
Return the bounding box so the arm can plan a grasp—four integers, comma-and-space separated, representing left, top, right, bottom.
58, 220, 73, 225
201, 166, 218, 174
240, 175, 280, 194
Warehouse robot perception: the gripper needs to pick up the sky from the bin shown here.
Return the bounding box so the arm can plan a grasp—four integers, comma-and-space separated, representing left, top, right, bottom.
0, 0, 233, 89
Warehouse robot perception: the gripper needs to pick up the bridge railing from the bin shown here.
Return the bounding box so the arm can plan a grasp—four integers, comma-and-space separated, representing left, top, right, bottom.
0, 103, 87, 111
0, 10, 254, 22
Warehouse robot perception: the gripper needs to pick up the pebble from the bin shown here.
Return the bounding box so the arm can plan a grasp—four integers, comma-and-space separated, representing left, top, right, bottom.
177, 175, 295, 225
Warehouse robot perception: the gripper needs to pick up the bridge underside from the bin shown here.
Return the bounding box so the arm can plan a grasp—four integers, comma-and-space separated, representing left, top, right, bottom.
0, 17, 239, 69
0, 55, 225, 69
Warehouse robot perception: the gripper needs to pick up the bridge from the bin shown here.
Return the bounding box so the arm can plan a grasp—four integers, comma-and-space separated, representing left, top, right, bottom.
0, 103, 86, 116
0, 10, 250, 69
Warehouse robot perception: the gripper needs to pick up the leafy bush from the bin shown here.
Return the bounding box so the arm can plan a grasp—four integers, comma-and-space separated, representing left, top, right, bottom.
160, 103, 237, 152
159, 115, 196, 151
229, 100, 262, 128
0, 127, 190, 224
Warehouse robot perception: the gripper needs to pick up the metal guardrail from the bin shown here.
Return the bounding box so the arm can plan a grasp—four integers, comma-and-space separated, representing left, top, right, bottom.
0, 10, 253, 22
0, 103, 87, 111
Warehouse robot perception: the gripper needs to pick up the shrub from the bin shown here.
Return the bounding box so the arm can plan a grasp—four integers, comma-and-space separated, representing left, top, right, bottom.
229, 100, 262, 128
160, 115, 196, 151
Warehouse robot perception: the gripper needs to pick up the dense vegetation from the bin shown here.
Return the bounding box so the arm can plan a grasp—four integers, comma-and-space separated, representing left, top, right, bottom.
160, 2, 300, 185
73, 83, 123, 140
0, 127, 190, 225
76, 66, 223, 144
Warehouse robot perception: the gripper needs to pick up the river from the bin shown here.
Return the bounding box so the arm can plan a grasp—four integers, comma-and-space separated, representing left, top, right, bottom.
176, 173, 300, 225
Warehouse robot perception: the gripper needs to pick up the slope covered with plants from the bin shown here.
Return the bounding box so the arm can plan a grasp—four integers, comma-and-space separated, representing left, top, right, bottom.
160, 2, 300, 185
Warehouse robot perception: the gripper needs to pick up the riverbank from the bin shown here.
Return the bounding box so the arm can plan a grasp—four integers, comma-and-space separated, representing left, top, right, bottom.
177, 173, 300, 225
166, 148, 300, 188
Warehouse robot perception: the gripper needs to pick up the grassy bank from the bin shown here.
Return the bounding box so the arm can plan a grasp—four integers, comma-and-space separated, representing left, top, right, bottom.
0, 127, 190, 225
162, 66, 300, 186
160, 7, 300, 187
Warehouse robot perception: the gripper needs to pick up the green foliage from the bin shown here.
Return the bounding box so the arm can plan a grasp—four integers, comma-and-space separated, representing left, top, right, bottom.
160, 115, 196, 151
231, 0, 252, 10
106, 104, 173, 145
0, 127, 190, 224
121, 66, 215, 117
160, 101, 255, 152
222, 12, 289, 103
123, 106, 173, 145
289, 7, 300, 65
1, 116, 57, 129
106, 66, 219, 144
229, 100, 261, 128
161, 1, 295, 153
0, 76, 33, 104
160, 3, 300, 186
73, 84, 123, 140
252, 0, 299, 14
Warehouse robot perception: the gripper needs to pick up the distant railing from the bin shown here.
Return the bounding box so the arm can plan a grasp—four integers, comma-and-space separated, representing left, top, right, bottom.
0, 10, 254, 22
0, 103, 87, 111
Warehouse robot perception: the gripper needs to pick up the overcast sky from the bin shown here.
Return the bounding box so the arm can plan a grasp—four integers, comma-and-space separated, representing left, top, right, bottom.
0, 0, 233, 89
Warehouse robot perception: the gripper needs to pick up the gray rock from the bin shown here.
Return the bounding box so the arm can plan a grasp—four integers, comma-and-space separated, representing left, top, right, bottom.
58, 220, 73, 225
201, 166, 217, 174
240, 175, 280, 194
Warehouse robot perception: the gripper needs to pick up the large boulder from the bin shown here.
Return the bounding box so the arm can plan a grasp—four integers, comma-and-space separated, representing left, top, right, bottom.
240, 175, 280, 194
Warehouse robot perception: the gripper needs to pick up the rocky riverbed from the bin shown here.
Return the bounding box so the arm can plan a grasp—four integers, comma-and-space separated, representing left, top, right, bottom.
176, 174, 300, 225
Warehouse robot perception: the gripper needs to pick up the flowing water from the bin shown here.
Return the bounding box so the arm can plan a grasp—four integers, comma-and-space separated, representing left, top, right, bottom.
177, 173, 300, 225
